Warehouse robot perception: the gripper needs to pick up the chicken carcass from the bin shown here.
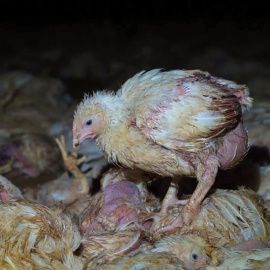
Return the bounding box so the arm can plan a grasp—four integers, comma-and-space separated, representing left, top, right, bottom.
0, 200, 82, 270
73, 69, 252, 232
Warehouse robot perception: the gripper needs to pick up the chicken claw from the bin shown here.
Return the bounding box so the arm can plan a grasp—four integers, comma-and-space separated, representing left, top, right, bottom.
55, 135, 87, 175
54, 135, 89, 195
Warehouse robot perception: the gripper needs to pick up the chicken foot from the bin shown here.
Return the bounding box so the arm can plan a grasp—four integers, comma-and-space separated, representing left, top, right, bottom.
55, 135, 89, 193
152, 157, 218, 235
160, 177, 188, 213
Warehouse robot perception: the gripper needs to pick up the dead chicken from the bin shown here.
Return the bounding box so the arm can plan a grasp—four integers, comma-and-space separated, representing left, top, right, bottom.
80, 169, 161, 268
81, 167, 160, 235
182, 189, 270, 258
73, 69, 252, 233
80, 230, 146, 269
152, 234, 211, 270
0, 200, 83, 270
81, 180, 146, 235
151, 189, 270, 267
100, 167, 160, 213
24, 136, 90, 213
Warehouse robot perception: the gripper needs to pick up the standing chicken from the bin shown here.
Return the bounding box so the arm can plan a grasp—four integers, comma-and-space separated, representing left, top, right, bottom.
73, 69, 252, 232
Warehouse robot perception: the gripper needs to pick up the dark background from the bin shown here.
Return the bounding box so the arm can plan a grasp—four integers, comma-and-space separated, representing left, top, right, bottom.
1, 1, 270, 100
0, 1, 268, 26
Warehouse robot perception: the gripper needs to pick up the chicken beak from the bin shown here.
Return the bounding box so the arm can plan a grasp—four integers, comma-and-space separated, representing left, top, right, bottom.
72, 122, 80, 148
73, 133, 96, 148
73, 139, 80, 148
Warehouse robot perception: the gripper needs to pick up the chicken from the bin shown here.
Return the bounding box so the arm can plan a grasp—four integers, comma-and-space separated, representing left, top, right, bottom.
100, 167, 160, 213
0, 200, 83, 270
83, 234, 210, 270
49, 116, 109, 183
80, 230, 144, 268
81, 167, 159, 235
81, 179, 148, 235
147, 188, 269, 266
73, 69, 252, 232
152, 235, 211, 269
187, 189, 270, 247
150, 190, 270, 268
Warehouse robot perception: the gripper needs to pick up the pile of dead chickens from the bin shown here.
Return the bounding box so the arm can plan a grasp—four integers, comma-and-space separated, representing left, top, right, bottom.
0, 70, 270, 270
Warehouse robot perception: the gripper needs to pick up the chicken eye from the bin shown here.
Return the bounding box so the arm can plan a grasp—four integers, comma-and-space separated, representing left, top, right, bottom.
86, 120, 92, 126
191, 254, 198, 261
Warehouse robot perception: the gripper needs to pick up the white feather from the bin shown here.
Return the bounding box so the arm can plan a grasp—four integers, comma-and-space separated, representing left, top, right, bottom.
193, 111, 222, 127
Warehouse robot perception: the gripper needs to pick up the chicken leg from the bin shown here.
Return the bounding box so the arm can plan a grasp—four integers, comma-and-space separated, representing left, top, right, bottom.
153, 156, 218, 235
180, 164, 218, 226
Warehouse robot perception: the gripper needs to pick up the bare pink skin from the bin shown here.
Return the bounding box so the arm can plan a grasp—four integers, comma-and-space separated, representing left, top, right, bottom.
217, 121, 248, 169
232, 240, 270, 252
81, 181, 146, 235
0, 190, 11, 202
